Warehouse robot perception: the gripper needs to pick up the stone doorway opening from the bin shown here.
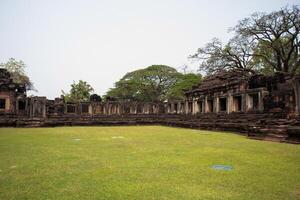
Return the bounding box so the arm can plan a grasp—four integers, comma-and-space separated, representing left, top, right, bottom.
233, 96, 242, 112
219, 97, 227, 112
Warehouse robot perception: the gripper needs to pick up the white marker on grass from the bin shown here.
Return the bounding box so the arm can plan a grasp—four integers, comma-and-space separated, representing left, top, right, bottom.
112, 136, 124, 139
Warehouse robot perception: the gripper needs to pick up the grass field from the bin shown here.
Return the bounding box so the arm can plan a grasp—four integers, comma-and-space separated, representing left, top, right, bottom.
0, 126, 299, 200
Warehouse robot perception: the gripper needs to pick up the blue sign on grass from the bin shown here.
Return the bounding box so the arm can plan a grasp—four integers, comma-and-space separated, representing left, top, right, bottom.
212, 165, 233, 171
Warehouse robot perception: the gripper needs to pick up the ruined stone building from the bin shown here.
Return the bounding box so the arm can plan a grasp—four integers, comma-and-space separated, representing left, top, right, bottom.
0, 68, 299, 142
0, 69, 27, 115
167, 70, 299, 117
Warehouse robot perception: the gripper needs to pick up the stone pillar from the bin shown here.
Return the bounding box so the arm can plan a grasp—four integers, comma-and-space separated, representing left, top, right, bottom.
258, 92, 264, 111
184, 101, 188, 114
134, 105, 137, 114
245, 94, 250, 112
118, 104, 122, 114
292, 79, 300, 116
193, 99, 198, 115
227, 94, 233, 114
108, 104, 112, 115
241, 94, 246, 112
205, 97, 208, 113
170, 103, 174, 114
42, 98, 46, 118
215, 97, 219, 113
103, 104, 106, 115
89, 104, 93, 115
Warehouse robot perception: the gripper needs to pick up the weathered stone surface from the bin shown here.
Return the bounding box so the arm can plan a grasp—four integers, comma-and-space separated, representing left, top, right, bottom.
1, 68, 300, 143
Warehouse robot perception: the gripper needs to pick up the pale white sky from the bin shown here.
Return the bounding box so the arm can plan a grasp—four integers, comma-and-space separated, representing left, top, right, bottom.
0, 0, 299, 99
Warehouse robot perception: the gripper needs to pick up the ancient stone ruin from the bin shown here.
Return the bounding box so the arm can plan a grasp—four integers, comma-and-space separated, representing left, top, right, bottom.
0, 68, 299, 143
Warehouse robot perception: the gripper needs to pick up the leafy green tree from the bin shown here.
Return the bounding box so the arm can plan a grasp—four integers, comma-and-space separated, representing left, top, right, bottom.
167, 73, 202, 100
0, 58, 35, 90
62, 80, 94, 102
106, 65, 198, 102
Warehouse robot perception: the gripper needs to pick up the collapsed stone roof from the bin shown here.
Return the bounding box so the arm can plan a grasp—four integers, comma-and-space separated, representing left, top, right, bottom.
186, 70, 252, 94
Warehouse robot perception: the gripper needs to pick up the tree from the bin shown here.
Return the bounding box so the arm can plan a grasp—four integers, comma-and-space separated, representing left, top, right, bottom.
234, 5, 300, 74
106, 65, 196, 102
190, 36, 257, 74
167, 73, 202, 100
62, 80, 94, 102
0, 58, 35, 90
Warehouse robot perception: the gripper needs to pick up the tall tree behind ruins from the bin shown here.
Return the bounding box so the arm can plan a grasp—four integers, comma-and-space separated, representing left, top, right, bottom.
191, 5, 300, 75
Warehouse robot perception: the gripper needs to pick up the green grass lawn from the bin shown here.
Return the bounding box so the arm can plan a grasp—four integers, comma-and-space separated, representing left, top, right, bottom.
0, 126, 300, 200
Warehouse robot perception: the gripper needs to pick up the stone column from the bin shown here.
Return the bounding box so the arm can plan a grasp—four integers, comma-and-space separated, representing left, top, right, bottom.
227, 94, 233, 114
245, 94, 251, 112
108, 104, 112, 115
178, 103, 181, 114
42, 98, 46, 118
192, 99, 196, 115
241, 94, 246, 112
205, 97, 208, 113
258, 92, 264, 111
293, 79, 300, 116
103, 104, 106, 115
184, 101, 188, 114
89, 104, 93, 115
201, 100, 205, 113
170, 103, 175, 114
214, 97, 219, 113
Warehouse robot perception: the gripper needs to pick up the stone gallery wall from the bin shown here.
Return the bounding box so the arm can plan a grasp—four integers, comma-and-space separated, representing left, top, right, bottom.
1, 68, 300, 142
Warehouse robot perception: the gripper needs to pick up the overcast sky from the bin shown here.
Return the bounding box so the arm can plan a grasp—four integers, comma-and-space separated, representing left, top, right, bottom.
0, 0, 299, 99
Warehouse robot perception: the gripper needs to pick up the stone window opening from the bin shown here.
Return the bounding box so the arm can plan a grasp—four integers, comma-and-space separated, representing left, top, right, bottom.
0, 99, 6, 109
137, 105, 143, 114
149, 106, 154, 114
197, 101, 203, 113
81, 104, 89, 114
233, 96, 242, 112
18, 100, 26, 110
219, 98, 227, 112
66, 104, 76, 113
207, 99, 214, 113
248, 93, 259, 111
180, 103, 185, 113
188, 102, 193, 113
174, 103, 178, 113
124, 106, 130, 114
168, 104, 171, 113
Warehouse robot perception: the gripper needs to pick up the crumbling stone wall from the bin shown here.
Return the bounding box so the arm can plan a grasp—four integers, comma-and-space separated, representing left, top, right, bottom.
0, 69, 26, 115
1, 68, 300, 142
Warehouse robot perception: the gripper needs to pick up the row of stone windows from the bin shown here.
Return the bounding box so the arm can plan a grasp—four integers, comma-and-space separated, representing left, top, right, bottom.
66, 104, 89, 114
0, 99, 26, 111
185, 93, 260, 114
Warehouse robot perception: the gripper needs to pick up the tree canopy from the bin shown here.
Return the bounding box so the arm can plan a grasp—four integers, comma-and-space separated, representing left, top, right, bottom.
106, 65, 201, 102
190, 36, 257, 74
168, 73, 202, 100
0, 58, 35, 90
235, 5, 300, 74
191, 5, 300, 75
62, 80, 94, 103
